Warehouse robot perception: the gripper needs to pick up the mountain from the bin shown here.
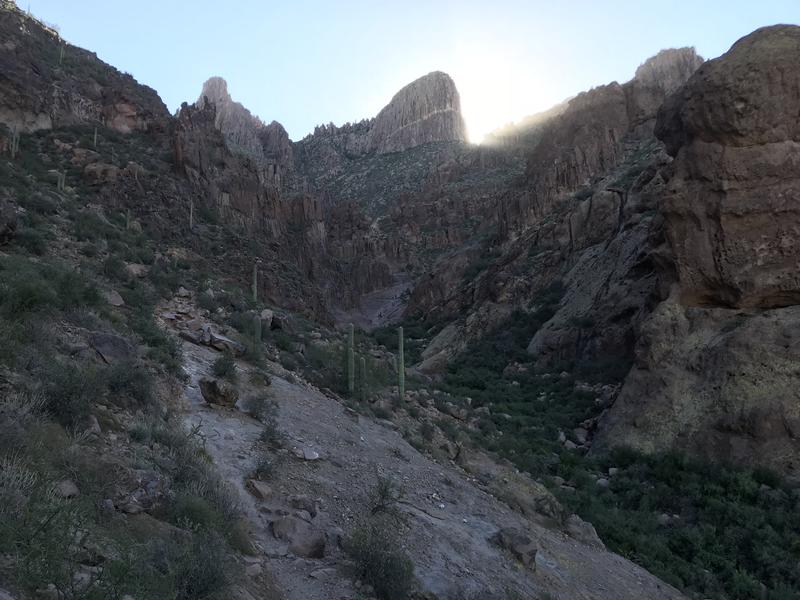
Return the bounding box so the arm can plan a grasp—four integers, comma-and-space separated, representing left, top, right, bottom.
1, 2, 799, 598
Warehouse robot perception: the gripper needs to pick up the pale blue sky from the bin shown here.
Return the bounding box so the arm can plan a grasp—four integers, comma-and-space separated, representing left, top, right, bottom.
24, 1, 800, 141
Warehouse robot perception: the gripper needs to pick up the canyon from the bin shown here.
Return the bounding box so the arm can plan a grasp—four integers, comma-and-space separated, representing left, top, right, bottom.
0, 2, 799, 598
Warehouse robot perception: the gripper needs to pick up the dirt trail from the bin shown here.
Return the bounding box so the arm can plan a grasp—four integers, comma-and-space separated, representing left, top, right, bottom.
164, 302, 687, 600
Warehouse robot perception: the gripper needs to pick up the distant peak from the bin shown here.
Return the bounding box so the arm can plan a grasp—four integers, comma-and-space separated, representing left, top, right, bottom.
200, 76, 231, 103
634, 48, 704, 93
367, 70, 467, 153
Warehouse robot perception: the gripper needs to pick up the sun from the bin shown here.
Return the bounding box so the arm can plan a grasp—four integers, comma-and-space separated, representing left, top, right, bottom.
451, 44, 549, 144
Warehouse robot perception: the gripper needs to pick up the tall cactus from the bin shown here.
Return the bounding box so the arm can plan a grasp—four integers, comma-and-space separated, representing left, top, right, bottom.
360, 355, 367, 402
189, 198, 194, 230
251, 262, 258, 303
58, 44, 63, 65
398, 326, 405, 402
93, 126, 98, 149
347, 323, 355, 395
56, 171, 65, 191
10, 128, 19, 159
253, 313, 262, 345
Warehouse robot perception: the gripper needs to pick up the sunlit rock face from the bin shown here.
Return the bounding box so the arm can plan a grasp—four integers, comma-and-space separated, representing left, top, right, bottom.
367, 71, 468, 154
633, 48, 706, 94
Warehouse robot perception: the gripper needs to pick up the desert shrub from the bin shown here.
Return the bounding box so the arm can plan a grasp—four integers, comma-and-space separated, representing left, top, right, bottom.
241, 394, 274, 422
420, 421, 435, 441
19, 191, 58, 215
0, 257, 99, 318
147, 532, 230, 600
14, 226, 48, 255
72, 210, 116, 241
106, 360, 154, 408
149, 259, 183, 298
170, 494, 223, 531
103, 254, 129, 281
368, 475, 404, 518
251, 454, 276, 481
42, 360, 104, 427
212, 351, 236, 381
344, 516, 414, 600
560, 448, 800, 600
129, 314, 183, 376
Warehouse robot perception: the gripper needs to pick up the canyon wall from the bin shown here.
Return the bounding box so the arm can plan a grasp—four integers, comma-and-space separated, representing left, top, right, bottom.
593, 25, 800, 474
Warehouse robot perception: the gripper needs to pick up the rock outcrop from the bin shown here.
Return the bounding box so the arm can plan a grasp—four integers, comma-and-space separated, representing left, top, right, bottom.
656, 25, 800, 308
594, 25, 800, 474
0, 5, 169, 133
198, 77, 295, 190
367, 71, 467, 154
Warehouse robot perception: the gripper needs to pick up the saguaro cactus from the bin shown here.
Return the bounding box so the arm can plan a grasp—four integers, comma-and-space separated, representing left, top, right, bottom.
93, 126, 98, 149
10, 128, 19, 159
347, 323, 355, 395
189, 198, 194, 230
58, 44, 63, 65
360, 356, 367, 402
253, 313, 262, 345
251, 262, 258, 303
398, 326, 405, 402
56, 171, 65, 191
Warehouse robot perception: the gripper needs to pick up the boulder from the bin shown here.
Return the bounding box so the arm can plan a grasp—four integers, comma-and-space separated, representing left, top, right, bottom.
271, 516, 325, 558
260, 308, 274, 329
88, 332, 134, 364
83, 162, 120, 185
125, 263, 148, 278
103, 289, 125, 307
246, 479, 274, 501
489, 527, 537, 569
566, 514, 606, 550
199, 377, 238, 408
55, 479, 79, 499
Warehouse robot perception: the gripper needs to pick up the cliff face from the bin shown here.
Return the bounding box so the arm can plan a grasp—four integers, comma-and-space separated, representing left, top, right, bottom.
411, 47, 703, 375
367, 71, 467, 154
198, 77, 296, 190
656, 26, 800, 309
500, 47, 703, 236
593, 25, 800, 474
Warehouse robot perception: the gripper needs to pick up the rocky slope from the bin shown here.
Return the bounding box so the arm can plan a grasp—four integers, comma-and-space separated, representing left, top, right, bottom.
0, 3, 169, 133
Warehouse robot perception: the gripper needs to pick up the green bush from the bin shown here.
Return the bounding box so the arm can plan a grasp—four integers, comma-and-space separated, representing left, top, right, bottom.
560, 449, 800, 600
14, 227, 48, 255
212, 351, 237, 381
103, 254, 129, 281
0, 257, 99, 318
106, 360, 154, 408
344, 516, 414, 600
42, 360, 104, 427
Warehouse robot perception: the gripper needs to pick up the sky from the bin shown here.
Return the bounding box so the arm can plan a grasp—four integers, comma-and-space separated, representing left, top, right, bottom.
23, 0, 800, 142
